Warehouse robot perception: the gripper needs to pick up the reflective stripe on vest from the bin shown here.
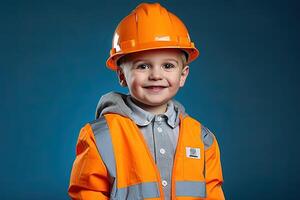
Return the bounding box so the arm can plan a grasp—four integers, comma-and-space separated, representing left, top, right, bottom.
90, 117, 116, 178
202, 126, 215, 150
114, 181, 160, 199
176, 181, 206, 197
112, 180, 206, 199
201, 124, 215, 192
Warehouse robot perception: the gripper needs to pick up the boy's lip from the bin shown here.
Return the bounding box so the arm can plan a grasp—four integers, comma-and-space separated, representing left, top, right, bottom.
143, 85, 168, 88
143, 86, 168, 90
143, 85, 168, 92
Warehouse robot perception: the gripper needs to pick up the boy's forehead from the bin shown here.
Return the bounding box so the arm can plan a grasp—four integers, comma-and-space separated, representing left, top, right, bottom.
125, 48, 184, 62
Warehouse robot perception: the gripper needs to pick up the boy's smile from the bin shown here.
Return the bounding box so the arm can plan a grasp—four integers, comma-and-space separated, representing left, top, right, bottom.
117, 48, 189, 114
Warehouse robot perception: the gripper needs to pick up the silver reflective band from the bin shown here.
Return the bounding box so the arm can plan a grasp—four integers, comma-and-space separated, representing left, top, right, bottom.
201, 126, 215, 150
90, 116, 116, 177
113, 181, 160, 199
176, 181, 206, 197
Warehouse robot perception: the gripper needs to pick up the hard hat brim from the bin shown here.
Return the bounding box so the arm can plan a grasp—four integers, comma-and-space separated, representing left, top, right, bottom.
106, 46, 199, 71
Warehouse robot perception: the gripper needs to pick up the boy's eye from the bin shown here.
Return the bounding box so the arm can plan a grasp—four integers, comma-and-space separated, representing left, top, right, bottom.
136, 64, 150, 70
163, 63, 175, 69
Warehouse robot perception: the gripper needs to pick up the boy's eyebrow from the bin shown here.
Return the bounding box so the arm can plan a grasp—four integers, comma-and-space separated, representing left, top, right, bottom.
132, 59, 148, 65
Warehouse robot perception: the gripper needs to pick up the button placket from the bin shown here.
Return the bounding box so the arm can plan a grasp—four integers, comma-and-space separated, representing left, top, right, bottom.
152, 115, 174, 199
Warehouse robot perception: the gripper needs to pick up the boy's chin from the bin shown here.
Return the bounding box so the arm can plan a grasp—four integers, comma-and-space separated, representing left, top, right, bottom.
142, 99, 171, 108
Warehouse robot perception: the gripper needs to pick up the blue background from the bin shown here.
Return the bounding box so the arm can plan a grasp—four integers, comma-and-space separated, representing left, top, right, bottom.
1, 0, 299, 199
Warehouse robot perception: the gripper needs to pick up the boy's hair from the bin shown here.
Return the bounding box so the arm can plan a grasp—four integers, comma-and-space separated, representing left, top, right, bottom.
117, 50, 188, 68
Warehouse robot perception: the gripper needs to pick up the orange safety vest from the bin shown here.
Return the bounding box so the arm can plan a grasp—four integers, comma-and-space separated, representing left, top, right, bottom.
69, 113, 225, 200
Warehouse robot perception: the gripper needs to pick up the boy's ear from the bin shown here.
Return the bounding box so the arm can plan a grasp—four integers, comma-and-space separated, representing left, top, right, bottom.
179, 65, 189, 87
116, 68, 127, 87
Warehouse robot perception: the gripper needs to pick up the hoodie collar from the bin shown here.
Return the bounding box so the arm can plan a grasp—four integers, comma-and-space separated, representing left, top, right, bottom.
95, 92, 187, 128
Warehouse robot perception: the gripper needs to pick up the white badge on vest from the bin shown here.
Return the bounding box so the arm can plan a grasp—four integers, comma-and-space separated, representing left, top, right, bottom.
186, 147, 201, 159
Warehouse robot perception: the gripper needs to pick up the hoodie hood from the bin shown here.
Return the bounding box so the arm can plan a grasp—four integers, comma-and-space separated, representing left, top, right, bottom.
95, 92, 187, 120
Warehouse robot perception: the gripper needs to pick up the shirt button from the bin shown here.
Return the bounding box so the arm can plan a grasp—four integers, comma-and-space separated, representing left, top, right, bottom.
162, 180, 168, 187
157, 127, 162, 132
157, 116, 162, 121
160, 148, 166, 154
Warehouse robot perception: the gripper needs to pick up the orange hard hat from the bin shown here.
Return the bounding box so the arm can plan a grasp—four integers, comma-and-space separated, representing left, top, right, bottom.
106, 3, 200, 70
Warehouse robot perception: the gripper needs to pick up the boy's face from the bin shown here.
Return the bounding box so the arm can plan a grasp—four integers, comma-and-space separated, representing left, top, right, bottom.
117, 49, 189, 114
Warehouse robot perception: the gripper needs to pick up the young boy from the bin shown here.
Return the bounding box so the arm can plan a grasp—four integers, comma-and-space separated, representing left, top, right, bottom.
68, 3, 225, 200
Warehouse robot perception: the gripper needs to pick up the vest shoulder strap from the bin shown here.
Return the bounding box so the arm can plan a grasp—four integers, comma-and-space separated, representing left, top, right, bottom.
201, 125, 215, 150
89, 116, 116, 178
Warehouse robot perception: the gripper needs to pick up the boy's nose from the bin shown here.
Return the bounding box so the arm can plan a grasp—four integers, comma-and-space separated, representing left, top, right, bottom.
148, 67, 163, 80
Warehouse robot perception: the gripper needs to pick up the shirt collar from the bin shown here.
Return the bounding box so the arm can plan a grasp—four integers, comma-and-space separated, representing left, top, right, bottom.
125, 96, 180, 128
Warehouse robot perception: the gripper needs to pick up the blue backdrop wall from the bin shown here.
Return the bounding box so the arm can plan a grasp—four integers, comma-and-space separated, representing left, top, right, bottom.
1, 0, 299, 199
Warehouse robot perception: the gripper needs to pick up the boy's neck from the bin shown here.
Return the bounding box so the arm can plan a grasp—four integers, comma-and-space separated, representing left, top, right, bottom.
131, 98, 167, 115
